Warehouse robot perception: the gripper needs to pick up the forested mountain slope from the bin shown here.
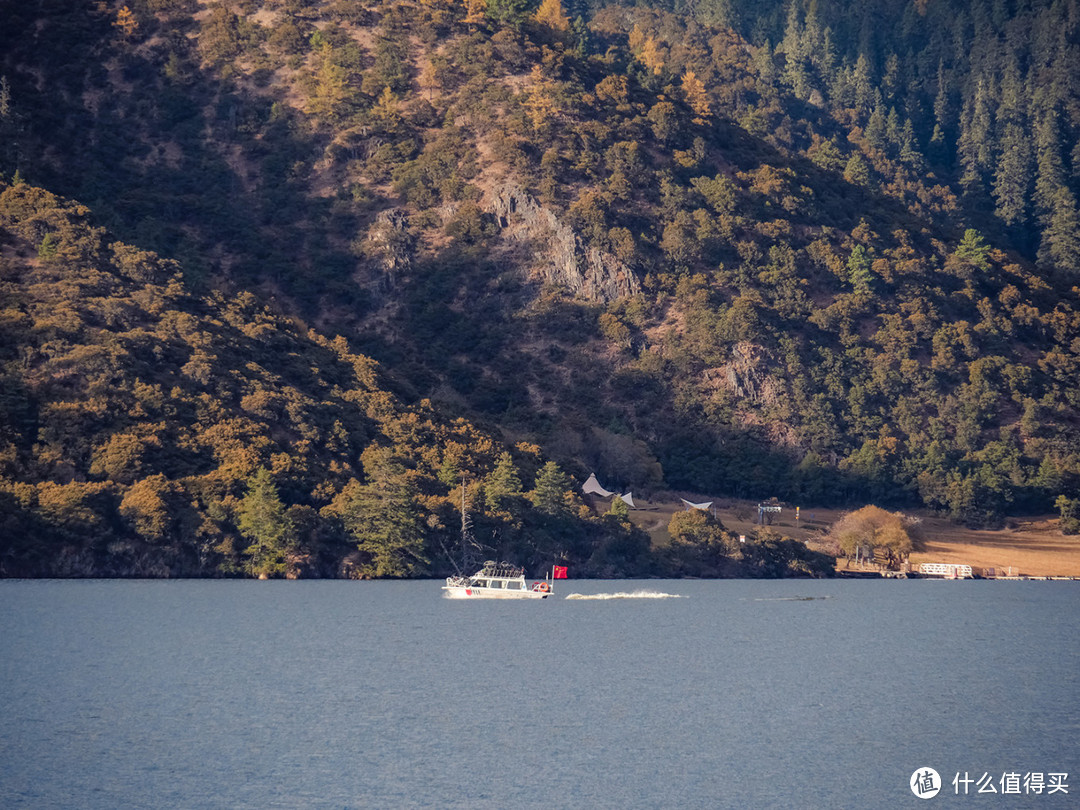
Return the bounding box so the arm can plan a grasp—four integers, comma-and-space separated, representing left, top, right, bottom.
0, 182, 667, 577
1, 0, 1078, 556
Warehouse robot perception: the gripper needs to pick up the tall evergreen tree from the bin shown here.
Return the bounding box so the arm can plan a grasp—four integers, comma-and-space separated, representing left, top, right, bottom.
485, 451, 522, 512
486, 0, 533, 31
899, 118, 925, 171
969, 77, 995, 171
780, 0, 810, 99
530, 461, 570, 516
843, 152, 873, 188
341, 450, 428, 577
954, 228, 992, 272
1039, 186, 1080, 275
933, 59, 950, 133
864, 101, 887, 151
992, 123, 1031, 227
852, 52, 874, 114
238, 467, 294, 578
847, 244, 873, 295
1033, 104, 1066, 226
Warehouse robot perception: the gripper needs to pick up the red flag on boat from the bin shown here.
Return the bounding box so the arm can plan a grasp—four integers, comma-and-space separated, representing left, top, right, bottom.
553, 566, 568, 579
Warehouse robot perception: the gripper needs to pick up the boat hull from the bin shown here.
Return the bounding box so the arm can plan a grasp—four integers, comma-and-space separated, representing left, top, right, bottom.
442, 585, 550, 599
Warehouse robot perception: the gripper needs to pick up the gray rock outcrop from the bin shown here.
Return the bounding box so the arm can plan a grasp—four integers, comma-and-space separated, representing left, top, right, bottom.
719, 342, 782, 405
368, 208, 413, 288
487, 182, 639, 303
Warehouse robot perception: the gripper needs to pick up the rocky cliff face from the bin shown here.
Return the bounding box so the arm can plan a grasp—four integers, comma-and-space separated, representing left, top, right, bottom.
487, 183, 639, 303
367, 208, 413, 289
720, 342, 778, 405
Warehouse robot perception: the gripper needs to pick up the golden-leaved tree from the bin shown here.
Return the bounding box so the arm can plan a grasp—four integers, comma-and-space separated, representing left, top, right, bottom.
533, 0, 570, 32
826, 505, 922, 565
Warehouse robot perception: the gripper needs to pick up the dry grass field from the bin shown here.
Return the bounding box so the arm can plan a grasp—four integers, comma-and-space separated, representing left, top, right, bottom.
619, 494, 1080, 578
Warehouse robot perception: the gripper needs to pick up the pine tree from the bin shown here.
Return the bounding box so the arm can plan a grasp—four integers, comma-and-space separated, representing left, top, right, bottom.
864, 101, 887, 151
780, 0, 810, 99
571, 15, 590, 56
308, 43, 349, 121
238, 467, 294, 578
899, 118, 925, 171
487, 0, 534, 31
608, 495, 630, 521
992, 123, 1031, 227
852, 52, 874, 114
524, 65, 563, 135
803, 0, 825, 70
957, 79, 993, 195
530, 461, 570, 516
753, 40, 778, 93
971, 77, 995, 171
928, 123, 949, 167
881, 53, 900, 101
1039, 186, 1080, 275
485, 452, 522, 512
1033, 105, 1066, 226
933, 59, 950, 132
843, 152, 873, 188
954, 228, 992, 272
418, 58, 442, 102
371, 86, 402, 131
818, 25, 837, 78
342, 450, 428, 578
991, 51, 1030, 227
847, 244, 873, 295
639, 35, 665, 75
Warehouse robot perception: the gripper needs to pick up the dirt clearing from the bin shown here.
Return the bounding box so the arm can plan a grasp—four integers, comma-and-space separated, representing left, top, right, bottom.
619, 495, 1080, 577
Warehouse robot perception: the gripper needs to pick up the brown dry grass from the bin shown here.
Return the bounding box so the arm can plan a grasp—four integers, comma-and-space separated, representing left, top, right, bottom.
906, 516, 1080, 577
619, 495, 1080, 577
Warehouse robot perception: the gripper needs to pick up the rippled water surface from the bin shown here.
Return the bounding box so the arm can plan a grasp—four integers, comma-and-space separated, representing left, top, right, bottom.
1, 579, 1077, 808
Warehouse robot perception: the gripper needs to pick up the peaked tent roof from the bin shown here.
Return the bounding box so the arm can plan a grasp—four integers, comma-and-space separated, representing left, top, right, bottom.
620, 492, 635, 508
582, 473, 615, 498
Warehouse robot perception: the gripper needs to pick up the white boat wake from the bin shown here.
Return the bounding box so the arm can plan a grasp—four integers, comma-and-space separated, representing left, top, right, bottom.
564, 590, 684, 600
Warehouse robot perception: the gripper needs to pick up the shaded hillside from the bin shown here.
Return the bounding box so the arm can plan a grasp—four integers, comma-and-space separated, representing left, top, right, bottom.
4, 182, 835, 578
0, 0, 1078, 531
0, 182, 656, 577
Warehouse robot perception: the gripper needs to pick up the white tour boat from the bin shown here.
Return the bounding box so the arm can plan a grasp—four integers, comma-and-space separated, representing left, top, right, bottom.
443, 561, 554, 599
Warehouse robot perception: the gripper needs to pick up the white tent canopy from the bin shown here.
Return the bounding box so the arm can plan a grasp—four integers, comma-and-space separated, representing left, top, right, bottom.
619, 492, 635, 508
582, 473, 615, 498
681, 498, 713, 511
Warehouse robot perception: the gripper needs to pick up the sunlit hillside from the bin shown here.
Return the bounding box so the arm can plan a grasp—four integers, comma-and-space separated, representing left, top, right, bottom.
1, 0, 1078, 575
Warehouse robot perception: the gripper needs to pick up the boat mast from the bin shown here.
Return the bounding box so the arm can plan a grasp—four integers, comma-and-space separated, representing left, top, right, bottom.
459, 479, 484, 574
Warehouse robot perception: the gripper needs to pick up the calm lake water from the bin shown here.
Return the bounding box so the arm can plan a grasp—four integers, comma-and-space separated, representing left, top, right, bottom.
1, 579, 1077, 808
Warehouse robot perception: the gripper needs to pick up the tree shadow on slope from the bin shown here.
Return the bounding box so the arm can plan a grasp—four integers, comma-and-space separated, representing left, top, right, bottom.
0, 2, 366, 317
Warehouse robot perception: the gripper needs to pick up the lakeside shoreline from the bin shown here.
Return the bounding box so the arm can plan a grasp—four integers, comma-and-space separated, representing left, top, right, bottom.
622, 495, 1080, 579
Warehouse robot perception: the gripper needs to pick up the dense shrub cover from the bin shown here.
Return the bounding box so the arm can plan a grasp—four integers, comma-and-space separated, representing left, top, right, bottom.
0, 0, 1078, 575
